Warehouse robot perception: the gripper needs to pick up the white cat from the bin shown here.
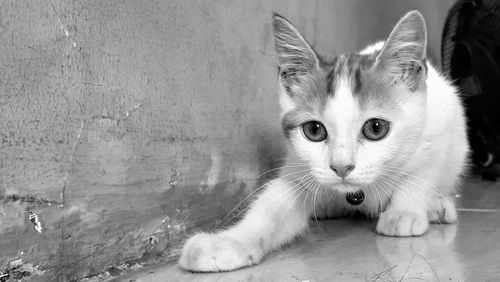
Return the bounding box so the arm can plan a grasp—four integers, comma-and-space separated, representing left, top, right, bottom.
179, 10, 469, 272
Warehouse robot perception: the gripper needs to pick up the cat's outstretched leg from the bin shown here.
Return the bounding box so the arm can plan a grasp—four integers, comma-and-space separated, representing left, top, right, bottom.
179, 177, 313, 272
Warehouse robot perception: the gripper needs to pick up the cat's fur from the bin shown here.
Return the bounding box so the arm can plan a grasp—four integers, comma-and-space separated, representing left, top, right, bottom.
179, 11, 469, 272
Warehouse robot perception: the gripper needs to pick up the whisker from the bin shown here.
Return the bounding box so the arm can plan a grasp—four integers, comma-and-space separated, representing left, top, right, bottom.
378, 175, 431, 215
311, 181, 326, 235
217, 170, 312, 228
255, 174, 313, 217
381, 172, 445, 222
370, 182, 384, 215
279, 176, 317, 229
383, 167, 446, 199
378, 176, 417, 209
300, 178, 320, 235
236, 175, 315, 232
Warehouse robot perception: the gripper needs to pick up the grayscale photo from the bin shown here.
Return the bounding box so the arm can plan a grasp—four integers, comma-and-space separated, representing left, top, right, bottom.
1, 1, 499, 281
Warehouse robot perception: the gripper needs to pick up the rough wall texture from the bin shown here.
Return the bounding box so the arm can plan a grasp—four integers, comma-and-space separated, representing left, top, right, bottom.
0, 0, 455, 281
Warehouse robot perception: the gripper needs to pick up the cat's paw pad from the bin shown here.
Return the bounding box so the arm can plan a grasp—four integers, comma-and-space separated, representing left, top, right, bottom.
179, 233, 259, 272
376, 211, 428, 237
428, 198, 457, 224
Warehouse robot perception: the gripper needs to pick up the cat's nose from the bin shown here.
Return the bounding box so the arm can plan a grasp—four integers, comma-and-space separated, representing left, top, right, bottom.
330, 163, 355, 178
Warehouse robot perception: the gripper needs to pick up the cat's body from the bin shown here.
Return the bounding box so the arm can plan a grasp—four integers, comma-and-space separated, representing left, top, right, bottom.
179, 11, 469, 272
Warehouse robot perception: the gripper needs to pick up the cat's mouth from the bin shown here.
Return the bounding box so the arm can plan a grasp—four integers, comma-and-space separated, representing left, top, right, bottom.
312, 174, 364, 192
332, 181, 362, 193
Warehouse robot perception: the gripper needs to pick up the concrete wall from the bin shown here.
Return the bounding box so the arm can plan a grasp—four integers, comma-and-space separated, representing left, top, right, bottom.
0, 0, 455, 280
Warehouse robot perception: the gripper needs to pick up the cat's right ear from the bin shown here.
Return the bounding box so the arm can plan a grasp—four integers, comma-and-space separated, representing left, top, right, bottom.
272, 14, 319, 86
375, 11, 427, 91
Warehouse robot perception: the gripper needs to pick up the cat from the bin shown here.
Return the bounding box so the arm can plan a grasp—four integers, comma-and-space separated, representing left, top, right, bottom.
179, 10, 469, 272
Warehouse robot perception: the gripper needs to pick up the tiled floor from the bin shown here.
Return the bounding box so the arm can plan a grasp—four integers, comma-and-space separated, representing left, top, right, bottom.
119, 178, 500, 282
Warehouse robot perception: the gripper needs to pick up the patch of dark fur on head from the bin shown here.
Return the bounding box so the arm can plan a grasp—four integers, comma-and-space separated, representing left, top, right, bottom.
353, 68, 362, 93
326, 68, 336, 94
355, 72, 394, 110
283, 53, 383, 114
325, 53, 378, 98
345, 51, 400, 110
281, 67, 330, 108
355, 63, 422, 112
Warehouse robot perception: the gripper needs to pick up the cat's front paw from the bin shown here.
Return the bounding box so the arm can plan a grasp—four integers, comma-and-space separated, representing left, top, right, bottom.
376, 210, 428, 237
179, 233, 261, 272
428, 197, 457, 224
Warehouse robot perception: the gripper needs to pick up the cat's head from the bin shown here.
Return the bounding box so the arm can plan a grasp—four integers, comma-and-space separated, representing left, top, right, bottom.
272, 11, 428, 193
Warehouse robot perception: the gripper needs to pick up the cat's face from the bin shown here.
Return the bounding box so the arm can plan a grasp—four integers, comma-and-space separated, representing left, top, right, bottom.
273, 12, 428, 192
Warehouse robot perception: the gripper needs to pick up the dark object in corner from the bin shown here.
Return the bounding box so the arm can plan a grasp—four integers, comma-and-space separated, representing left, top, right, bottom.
442, 0, 500, 181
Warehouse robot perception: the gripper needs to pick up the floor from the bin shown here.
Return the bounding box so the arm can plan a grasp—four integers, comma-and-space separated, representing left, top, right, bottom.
118, 177, 500, 282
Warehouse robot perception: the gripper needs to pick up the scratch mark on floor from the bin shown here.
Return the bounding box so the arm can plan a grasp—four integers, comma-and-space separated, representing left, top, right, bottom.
51, 4, 78, 49
60, 120, 85, 254
457, 208, 499, 213
89, 103, 143, 125
61, 120, 85, 205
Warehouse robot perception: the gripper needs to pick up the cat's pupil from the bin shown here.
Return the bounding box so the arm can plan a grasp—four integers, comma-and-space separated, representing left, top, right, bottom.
372, 122, 380, 133
312, 124, 319, 135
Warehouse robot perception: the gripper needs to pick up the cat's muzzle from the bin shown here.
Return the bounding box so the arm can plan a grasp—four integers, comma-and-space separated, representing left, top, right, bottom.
345, 190, 364, 205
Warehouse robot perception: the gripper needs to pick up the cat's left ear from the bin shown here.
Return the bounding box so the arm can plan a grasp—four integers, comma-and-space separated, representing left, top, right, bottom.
375, 11, 427, 91
272, 14, 319, 85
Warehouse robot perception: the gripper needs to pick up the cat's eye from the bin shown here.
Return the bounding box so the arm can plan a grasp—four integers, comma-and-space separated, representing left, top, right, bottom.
362, 118, 390, 141
302, 121, 327, 142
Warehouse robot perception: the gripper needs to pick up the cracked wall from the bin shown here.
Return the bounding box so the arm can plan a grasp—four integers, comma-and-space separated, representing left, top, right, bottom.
0, 0, 456, 281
